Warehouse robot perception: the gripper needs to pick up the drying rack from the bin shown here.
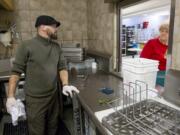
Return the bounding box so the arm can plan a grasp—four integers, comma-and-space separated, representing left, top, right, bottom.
102, 80, 180, 135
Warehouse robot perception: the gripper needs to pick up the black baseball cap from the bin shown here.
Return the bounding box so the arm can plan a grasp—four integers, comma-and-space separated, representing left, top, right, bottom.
35, 15, 60, 28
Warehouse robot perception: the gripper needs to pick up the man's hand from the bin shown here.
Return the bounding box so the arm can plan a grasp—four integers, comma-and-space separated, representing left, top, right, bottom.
62, 85, 79, 97
6, 97, 16, 113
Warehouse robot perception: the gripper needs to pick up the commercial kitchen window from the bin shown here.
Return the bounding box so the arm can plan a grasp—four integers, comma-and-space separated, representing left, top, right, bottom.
116, 0, 175, 88
117, 0, 175, 70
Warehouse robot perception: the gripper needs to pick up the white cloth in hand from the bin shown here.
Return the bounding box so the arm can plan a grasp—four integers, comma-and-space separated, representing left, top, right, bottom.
6, 97, 16, 114
62, 85, 79, 97
6, 98, 26, 126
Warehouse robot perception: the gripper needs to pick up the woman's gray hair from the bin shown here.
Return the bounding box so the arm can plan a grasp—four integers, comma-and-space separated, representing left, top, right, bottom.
159, 23, 169, 32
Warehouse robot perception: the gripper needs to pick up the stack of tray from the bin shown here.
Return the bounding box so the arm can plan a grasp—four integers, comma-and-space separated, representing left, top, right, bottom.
62, 47, 84, 62
61, 43, 84, 62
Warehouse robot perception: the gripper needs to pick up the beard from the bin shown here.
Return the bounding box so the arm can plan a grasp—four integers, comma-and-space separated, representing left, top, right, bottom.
47, 30, 58, 40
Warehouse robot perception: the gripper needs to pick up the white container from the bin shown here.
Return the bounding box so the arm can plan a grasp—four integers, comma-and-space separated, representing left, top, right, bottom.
91, 62, 97, 73
122, 58, 159, 73
122, 58, 159, 89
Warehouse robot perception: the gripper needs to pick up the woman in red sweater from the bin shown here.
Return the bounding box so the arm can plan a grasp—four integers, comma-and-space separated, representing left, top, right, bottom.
140, 23, 169, 87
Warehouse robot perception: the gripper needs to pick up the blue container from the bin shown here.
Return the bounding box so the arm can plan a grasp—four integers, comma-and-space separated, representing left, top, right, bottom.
156, 71, 166, 86
132, 43, 138, 48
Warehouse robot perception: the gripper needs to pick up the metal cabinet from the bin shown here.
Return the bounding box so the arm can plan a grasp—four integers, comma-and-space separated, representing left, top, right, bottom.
72, 94, 109, 135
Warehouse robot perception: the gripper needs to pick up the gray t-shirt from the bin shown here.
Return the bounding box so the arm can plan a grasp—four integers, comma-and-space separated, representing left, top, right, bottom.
12, 35, 67, 97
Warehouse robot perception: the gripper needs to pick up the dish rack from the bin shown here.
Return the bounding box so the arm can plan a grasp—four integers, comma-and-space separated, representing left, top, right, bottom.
102, 80, 180, 135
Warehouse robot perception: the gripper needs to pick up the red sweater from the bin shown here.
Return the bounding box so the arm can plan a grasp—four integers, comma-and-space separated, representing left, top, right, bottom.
140, 38, 168, 71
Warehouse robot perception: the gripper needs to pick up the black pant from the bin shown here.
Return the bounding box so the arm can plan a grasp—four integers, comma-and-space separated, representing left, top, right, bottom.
26, 91, 60, 135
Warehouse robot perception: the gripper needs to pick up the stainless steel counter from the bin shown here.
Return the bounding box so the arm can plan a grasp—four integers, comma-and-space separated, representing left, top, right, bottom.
71, 70, 123, 135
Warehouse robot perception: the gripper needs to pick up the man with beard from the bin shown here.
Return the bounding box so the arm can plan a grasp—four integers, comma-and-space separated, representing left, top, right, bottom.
6, 15, 79, 135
